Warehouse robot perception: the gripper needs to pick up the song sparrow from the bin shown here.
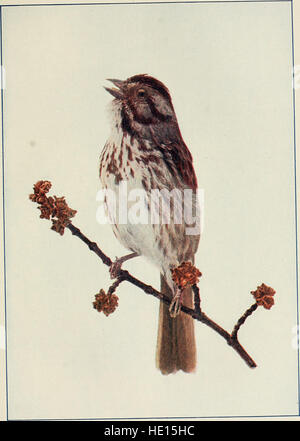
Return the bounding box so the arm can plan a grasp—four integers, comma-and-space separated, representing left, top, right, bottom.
99, 74, 200, 374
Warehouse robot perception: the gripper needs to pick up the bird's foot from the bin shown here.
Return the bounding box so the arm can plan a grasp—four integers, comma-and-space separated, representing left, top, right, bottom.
109, 252, 139, 279
169, 288, 183, 318
109, 258, 123, 279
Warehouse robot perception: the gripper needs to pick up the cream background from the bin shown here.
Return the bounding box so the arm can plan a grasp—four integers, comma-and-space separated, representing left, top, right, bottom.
0, 0, 299, 420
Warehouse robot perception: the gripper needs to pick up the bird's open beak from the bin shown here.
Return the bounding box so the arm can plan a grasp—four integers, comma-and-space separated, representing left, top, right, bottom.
104, 78, 125, 99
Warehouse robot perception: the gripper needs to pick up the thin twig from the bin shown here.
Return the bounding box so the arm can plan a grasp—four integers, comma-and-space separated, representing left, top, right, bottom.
67, 223, 112, 267
193, 285, 201, 315
107, 276, 126, 296
231, 303, 258, 341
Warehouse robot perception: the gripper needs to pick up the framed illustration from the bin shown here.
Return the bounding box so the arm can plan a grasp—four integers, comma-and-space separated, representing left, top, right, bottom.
0, 0, 299, 422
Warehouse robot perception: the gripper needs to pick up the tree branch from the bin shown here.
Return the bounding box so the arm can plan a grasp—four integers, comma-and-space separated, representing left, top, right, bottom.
67, 223, 257, 368
30, 181, 277, 370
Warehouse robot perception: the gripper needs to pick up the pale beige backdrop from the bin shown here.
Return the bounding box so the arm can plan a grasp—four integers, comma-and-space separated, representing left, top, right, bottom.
0, 0, 299, 420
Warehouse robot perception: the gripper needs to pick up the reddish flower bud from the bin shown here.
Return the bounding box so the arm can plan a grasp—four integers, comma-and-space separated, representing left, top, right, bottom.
93, 289, 119, 316
251, 283, 276, 310
171, 261, 202, 289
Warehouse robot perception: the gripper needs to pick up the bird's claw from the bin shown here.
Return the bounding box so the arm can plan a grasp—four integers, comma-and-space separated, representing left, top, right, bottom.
169, 290, 182, 318
109, 252, 139, 279
109, 256, 122, 279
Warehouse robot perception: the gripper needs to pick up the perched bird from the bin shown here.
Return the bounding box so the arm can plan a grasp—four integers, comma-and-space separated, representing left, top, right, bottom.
99, 74, 200, 374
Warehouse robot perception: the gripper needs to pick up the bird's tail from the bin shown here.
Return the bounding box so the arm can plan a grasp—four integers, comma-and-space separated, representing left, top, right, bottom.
156, 274, 196, 374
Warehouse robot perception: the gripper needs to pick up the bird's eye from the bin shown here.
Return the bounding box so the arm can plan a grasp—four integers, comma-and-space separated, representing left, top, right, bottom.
137, 89, 146, 97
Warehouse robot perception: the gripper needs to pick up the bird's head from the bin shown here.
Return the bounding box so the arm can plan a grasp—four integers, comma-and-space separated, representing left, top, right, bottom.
104, 74, 176, 127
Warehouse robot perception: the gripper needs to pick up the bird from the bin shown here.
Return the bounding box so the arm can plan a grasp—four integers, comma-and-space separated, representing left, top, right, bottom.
99, 74, 200, 374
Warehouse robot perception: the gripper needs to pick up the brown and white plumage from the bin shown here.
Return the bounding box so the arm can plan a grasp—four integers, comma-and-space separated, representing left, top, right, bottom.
100, 74, 200, 374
